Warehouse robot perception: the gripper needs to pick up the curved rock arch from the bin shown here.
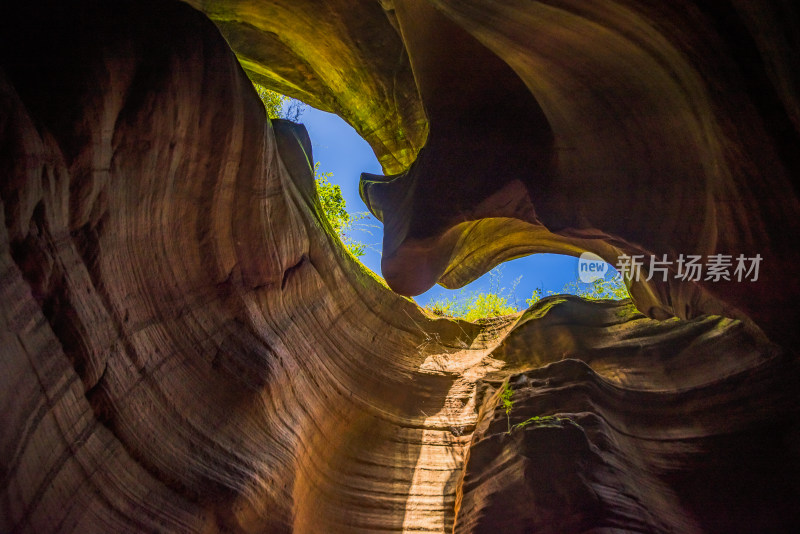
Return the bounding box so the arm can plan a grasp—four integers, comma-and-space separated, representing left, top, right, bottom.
1, 1, 799, 532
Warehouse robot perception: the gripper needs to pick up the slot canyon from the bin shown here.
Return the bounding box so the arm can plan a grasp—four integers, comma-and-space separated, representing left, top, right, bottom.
2, 0, 799, 532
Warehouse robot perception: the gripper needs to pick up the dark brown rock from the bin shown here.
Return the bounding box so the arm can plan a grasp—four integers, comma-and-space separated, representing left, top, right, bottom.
456, 299, 800, 533
360, 0, 800, 349
1, 1, 799, 533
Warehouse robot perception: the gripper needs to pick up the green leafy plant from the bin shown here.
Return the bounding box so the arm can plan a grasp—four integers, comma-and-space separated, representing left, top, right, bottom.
526, 274, 629, 307
426, 263, 630, 322
251, 80, 305, 121
500, 383, 514, 434
426, 267, 520, 321
512, 415, 572, 431
427, 292, 517, 321
525, 287, 543, 307
565, 275, 629, 300
313, 163, 369, 257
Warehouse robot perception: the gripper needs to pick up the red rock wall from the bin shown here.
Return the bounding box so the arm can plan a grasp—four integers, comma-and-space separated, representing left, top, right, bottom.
363, 0, 800, 349
1, 1, 799, 533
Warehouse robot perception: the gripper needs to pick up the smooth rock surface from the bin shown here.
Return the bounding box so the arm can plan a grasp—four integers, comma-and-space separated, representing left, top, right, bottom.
183, 0, 428, 175
185, 0, 800, 345
1, 1, 799, 533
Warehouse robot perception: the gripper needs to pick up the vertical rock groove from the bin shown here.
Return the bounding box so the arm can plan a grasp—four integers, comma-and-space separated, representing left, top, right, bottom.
1, 1, 798, 532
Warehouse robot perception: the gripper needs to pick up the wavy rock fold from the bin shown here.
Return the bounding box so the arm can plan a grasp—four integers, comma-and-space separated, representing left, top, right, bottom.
1, 1, 799, 533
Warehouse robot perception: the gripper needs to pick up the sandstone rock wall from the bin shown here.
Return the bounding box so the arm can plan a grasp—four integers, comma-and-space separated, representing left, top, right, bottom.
2, 1, 798, 533
360, 0, 800, 349
183, 0, 800, 348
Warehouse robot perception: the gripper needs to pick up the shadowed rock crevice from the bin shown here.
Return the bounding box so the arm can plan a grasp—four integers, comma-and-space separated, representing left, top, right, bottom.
457, 303, 800, 533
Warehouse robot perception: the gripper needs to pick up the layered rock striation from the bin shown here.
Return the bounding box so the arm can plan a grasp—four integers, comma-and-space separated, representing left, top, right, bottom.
358, 0, 800, 349
1, 1, 799, 533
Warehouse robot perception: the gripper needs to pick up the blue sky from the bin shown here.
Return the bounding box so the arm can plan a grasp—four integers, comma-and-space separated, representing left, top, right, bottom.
298, 105, 618, 308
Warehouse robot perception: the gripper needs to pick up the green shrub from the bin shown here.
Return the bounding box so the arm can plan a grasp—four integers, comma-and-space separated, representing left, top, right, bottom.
426, 267, 629, 322
313, 163, 368, 257
512, 415, 572, 431
427, 291, 516, 321
526, 274, 629, 307
500, 383, 514, 433
251, 80, 305, 122
426, 267, 520, 320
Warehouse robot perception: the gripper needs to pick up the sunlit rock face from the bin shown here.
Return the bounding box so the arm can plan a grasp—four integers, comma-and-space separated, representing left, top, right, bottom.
1, 1, 799, 533
182, 0, 428, 176
190, 0, 800, 347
